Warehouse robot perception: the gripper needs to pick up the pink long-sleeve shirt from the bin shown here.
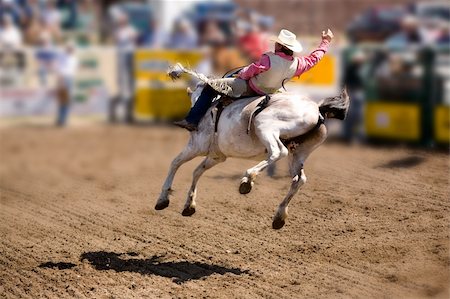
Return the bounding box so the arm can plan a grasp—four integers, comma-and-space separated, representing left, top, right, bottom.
238, 39, 330, 94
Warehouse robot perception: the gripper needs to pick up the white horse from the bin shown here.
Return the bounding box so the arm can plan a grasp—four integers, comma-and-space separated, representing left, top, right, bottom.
155, 65, 349, 229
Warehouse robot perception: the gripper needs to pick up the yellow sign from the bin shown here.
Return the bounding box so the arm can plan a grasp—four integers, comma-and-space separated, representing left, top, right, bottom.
365, 102, 421, 141
434, 105, 450, 143
134, 86, 191, 120
291, 54, 336, 86
134, 50, 202, 120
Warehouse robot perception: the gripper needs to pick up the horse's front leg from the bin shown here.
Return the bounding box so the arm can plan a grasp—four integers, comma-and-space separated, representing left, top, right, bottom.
272, 157, 306, 229
239, 160, 267, 194
240, 132, 288, 194
155, 145, 199, 210
182, 156, 225, 216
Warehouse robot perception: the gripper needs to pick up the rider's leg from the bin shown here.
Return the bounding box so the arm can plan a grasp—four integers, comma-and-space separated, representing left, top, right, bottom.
175, 78, 254, 130
185, 85, 218, 126
185, 77, 250, 125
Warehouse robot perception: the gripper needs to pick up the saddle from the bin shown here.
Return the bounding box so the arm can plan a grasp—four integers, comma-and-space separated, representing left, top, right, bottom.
211, 93, 266, 133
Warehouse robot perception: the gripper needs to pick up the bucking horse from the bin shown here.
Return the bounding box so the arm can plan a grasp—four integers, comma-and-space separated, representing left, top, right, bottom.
154, 63, 350, 229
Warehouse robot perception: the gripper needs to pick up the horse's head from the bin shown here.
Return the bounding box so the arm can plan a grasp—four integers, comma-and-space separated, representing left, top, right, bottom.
319, 87, 350, 120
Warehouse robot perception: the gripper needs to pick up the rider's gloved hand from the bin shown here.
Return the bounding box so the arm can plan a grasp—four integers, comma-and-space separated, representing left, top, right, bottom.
322, 29, 334, 42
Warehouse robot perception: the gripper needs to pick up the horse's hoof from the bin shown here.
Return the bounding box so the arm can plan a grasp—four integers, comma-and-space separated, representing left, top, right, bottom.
272, 217, 285, 230
181, 206, 196, 216
155, 200, 169, 210
239, 179, 253, 194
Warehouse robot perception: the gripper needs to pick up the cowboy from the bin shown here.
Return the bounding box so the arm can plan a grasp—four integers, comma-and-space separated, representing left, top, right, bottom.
174, 28, 334, 131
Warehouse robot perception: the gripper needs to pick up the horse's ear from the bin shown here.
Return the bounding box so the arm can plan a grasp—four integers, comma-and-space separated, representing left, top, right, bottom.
186, 87, 193, 96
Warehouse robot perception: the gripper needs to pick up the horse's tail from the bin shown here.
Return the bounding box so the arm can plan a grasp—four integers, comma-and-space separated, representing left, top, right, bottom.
318, 88, 350, 120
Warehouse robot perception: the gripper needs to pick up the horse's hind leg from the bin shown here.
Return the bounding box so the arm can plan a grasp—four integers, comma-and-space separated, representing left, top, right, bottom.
239, 131, 288, 194
182, 155, 225, 216
272, 153, 306, 229
272, 124, 328, 228
155, 145, 199, 210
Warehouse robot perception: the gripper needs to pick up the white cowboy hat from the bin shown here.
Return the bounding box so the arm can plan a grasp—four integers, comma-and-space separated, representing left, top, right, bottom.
270, 29, 303, 53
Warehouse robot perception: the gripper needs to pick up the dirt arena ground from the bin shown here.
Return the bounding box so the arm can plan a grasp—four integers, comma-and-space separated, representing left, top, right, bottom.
0, 125, 448, 298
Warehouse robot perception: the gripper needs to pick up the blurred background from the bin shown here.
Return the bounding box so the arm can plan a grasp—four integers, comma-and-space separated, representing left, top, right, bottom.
1, 3, 448, 297
0, 0, 449, 147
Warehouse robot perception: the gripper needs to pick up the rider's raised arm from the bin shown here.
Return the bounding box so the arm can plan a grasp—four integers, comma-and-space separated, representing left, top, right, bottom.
238, 54, 271, 80
294, 29, 333, 77
294, 39, 329, 76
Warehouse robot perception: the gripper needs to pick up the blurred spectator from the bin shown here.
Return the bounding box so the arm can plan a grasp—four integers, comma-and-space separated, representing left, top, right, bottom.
113, 12, 137, 53
166, 18, 198, 50
209, 46, 247, 76
385, 15, 424, 48
436, 21, 450, 46
258, 15, 274, 51
40, 0, 62, 40
0, 14, 23, 49
23, 13, 39, 45
34, 32, 58, 87
0, 0, 25, 27
77, 0, 99, 35
236, 10, 267, 62
57, 0, 78, 30
55, 40, 78, 126
200, 20, 226, 46
24, 14, 43, 45
139, 19, 166, 48
111, 10, 137, 123
343, 50, 366, 143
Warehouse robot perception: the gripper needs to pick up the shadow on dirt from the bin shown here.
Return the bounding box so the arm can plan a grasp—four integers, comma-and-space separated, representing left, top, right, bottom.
39, 262, 77, 270
210, 174, 242, 180
376, 156, 426, 169
79, 251, 249, 284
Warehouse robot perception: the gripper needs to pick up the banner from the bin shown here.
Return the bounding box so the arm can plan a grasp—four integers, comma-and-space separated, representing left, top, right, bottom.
134, 49, 202, 120
365, 102, 421, 141
434, 105, 450, 143
290, 54, 337, 86
0, 88, 56, 117
0, 47, 116, 118
0, 50, 26, 89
